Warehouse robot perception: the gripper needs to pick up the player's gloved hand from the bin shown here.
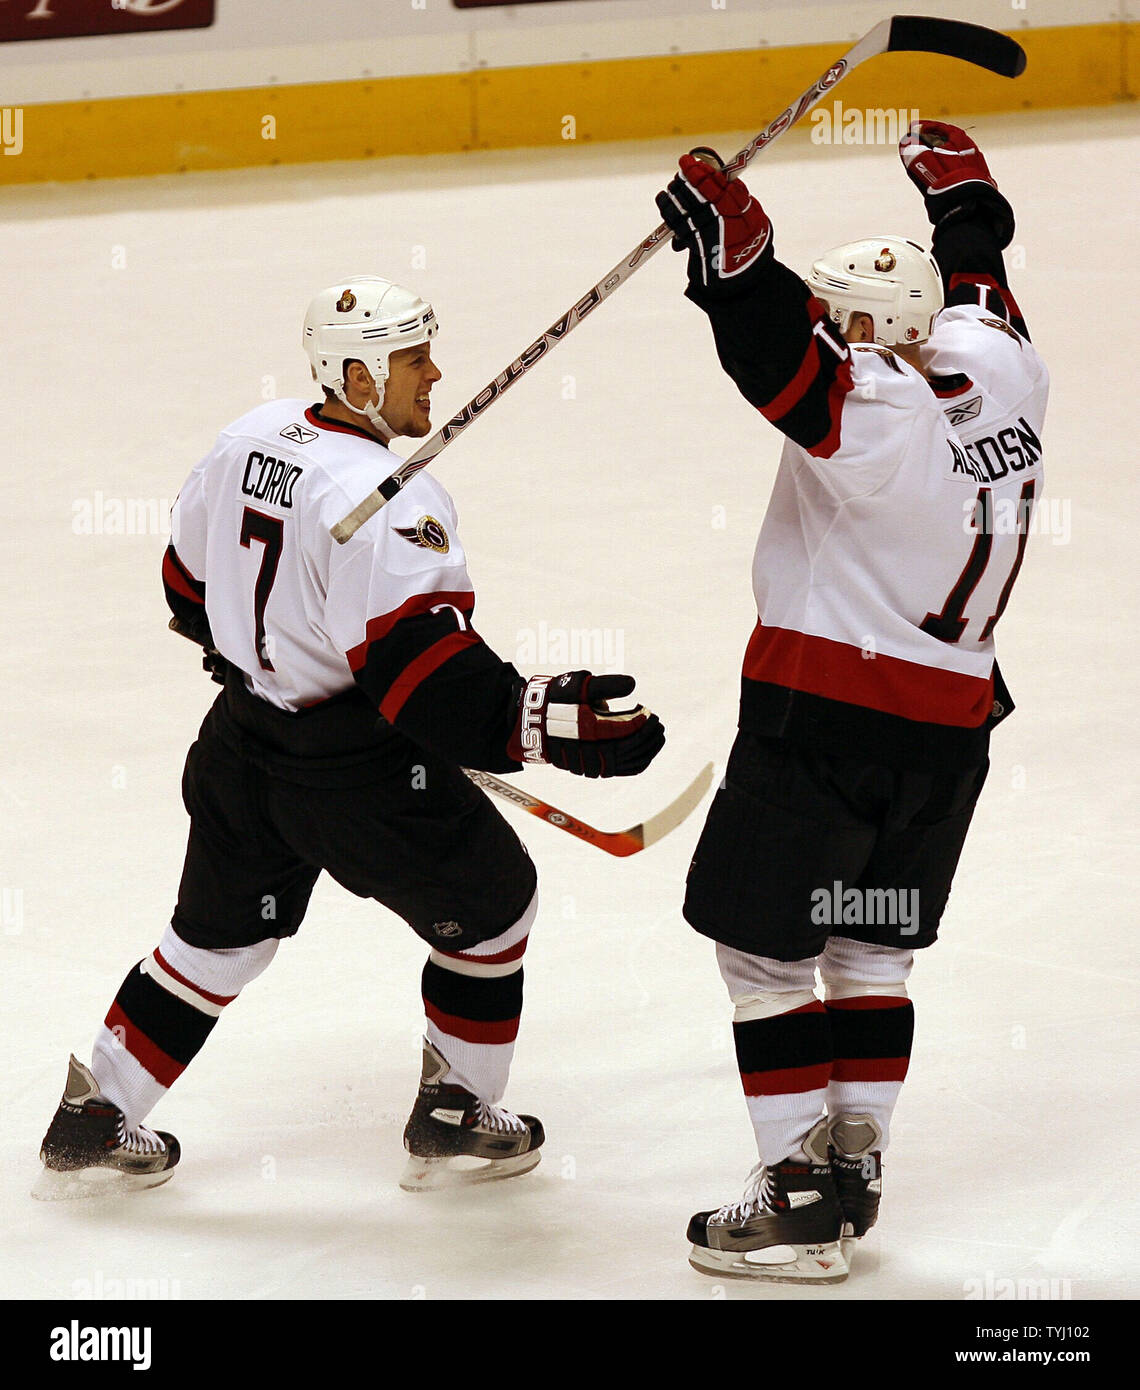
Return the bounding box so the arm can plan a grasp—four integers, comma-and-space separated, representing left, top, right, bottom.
899, 118, 1014, 248
655, 149, 773, 297
508, 672, 665, 778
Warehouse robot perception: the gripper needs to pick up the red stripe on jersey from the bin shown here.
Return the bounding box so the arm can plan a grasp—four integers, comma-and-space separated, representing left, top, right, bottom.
825, 996, 912, 1011
740, 1062, 831, 1097
379, 630, 482, 723
806, 355, 855, 460
743, 620, 993, 728
303, 405, 379, 439
162, 548, 205, 605
104, 1003, 184, 1088
152, 948, 237, 1008
346, 590, 476, 672
831, 1056, 911, 1083
436, 938, 529, 966
424, 1002, 520, 1045
760, 333, 821, 423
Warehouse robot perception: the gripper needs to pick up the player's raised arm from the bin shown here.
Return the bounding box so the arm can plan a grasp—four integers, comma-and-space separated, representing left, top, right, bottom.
656, 152, 854, 457
900, 119, 1029, 339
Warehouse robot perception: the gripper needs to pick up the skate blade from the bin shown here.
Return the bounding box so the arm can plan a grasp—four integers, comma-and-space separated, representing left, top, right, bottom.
399, 1149, 541, 1192
31, 1164, 176, 1202
688, 1240, 849, 1284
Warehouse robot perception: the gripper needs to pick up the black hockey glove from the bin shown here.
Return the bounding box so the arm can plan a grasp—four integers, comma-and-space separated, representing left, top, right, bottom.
656, 150, 773, 299
507, 672, 665, 778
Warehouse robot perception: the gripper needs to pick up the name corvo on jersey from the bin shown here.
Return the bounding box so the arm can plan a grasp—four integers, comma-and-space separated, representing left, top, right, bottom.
240, 450, 304, 509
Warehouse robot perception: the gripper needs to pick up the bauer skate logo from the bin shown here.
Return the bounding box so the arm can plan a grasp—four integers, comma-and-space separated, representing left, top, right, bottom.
394, 515, 449, 553
788, 1190, 823, 1208
49, 1321, 152, 1371
430, 1107, 465, 1126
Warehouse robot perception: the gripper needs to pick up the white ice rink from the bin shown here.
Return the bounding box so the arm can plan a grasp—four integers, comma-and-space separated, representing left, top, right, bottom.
2, 106, 1138, 1303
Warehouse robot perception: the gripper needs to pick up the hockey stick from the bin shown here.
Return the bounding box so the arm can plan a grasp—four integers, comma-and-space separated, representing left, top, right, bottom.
330, 15, 1026, 543
463, 762, 715, 857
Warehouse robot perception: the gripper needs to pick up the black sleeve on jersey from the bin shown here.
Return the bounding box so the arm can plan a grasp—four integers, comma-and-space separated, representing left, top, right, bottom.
162, 543, 211, 645
685, 248, 854, 457
351, 607, 523, 773
931, 216, 1031, 341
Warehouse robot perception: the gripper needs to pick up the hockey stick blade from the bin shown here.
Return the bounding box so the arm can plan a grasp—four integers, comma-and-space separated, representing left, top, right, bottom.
888, 16, 1027, 78
329, 15, 1026, 544
463, 763, 715, 857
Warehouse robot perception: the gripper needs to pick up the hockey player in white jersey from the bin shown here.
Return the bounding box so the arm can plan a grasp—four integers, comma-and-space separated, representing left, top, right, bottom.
37, 275, 664, 1198
656, 120, 1046, 1280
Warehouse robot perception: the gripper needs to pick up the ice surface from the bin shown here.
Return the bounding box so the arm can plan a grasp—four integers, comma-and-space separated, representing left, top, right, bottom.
2, 108, 1137, 1302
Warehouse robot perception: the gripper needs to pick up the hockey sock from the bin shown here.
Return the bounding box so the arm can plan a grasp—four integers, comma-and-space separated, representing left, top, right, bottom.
422, 891, 537, 1105
820, 935, 914, 1149
90, 925, 278, 1131
716, 943, 831, 1167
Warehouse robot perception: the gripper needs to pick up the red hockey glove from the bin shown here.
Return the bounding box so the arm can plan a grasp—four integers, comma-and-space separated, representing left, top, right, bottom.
899, 118, 1014, 248
508, 672, 665, 778
656, 150, 773, 297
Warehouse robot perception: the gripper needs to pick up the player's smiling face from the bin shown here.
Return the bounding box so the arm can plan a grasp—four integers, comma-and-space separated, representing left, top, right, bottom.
381, 343, 442, 438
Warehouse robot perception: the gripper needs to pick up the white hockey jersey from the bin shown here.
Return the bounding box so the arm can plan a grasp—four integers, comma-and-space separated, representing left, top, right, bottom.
168, 399, 479, 714
744, 304, 1047, 755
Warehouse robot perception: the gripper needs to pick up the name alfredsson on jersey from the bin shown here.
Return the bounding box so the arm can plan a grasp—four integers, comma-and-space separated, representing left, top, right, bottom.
946, 415, 1042, 485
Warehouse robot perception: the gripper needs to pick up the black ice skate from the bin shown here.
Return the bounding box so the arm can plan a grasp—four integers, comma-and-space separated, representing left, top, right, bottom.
828, 1113, 883, 1256
400, 1040, 543, 1192
34, 1055, 180, 1201
688, 1118, 848, 1283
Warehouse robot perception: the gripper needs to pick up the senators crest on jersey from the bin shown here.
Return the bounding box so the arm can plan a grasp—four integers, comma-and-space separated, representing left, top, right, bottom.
395, 515, 450, 554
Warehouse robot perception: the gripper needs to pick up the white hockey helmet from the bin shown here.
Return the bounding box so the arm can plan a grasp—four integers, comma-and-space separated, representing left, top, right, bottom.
302, 276, 438, 430
805, 236, 942, 347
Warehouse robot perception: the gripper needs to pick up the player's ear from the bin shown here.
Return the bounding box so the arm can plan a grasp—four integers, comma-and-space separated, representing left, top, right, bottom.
849, 312, 874, 343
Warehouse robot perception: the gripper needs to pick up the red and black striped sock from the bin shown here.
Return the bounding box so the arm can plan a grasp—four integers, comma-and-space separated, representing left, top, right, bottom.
90, 928, 278, 1130
825, 995, 914, 1148
733, 1000, 833, 1167
422, 951, 524, 1105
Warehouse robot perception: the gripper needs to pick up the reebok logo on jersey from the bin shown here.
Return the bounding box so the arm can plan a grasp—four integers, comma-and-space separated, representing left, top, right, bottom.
394, 516, 449, 554
279, 423, 319, 445
945, 395, 983, 427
